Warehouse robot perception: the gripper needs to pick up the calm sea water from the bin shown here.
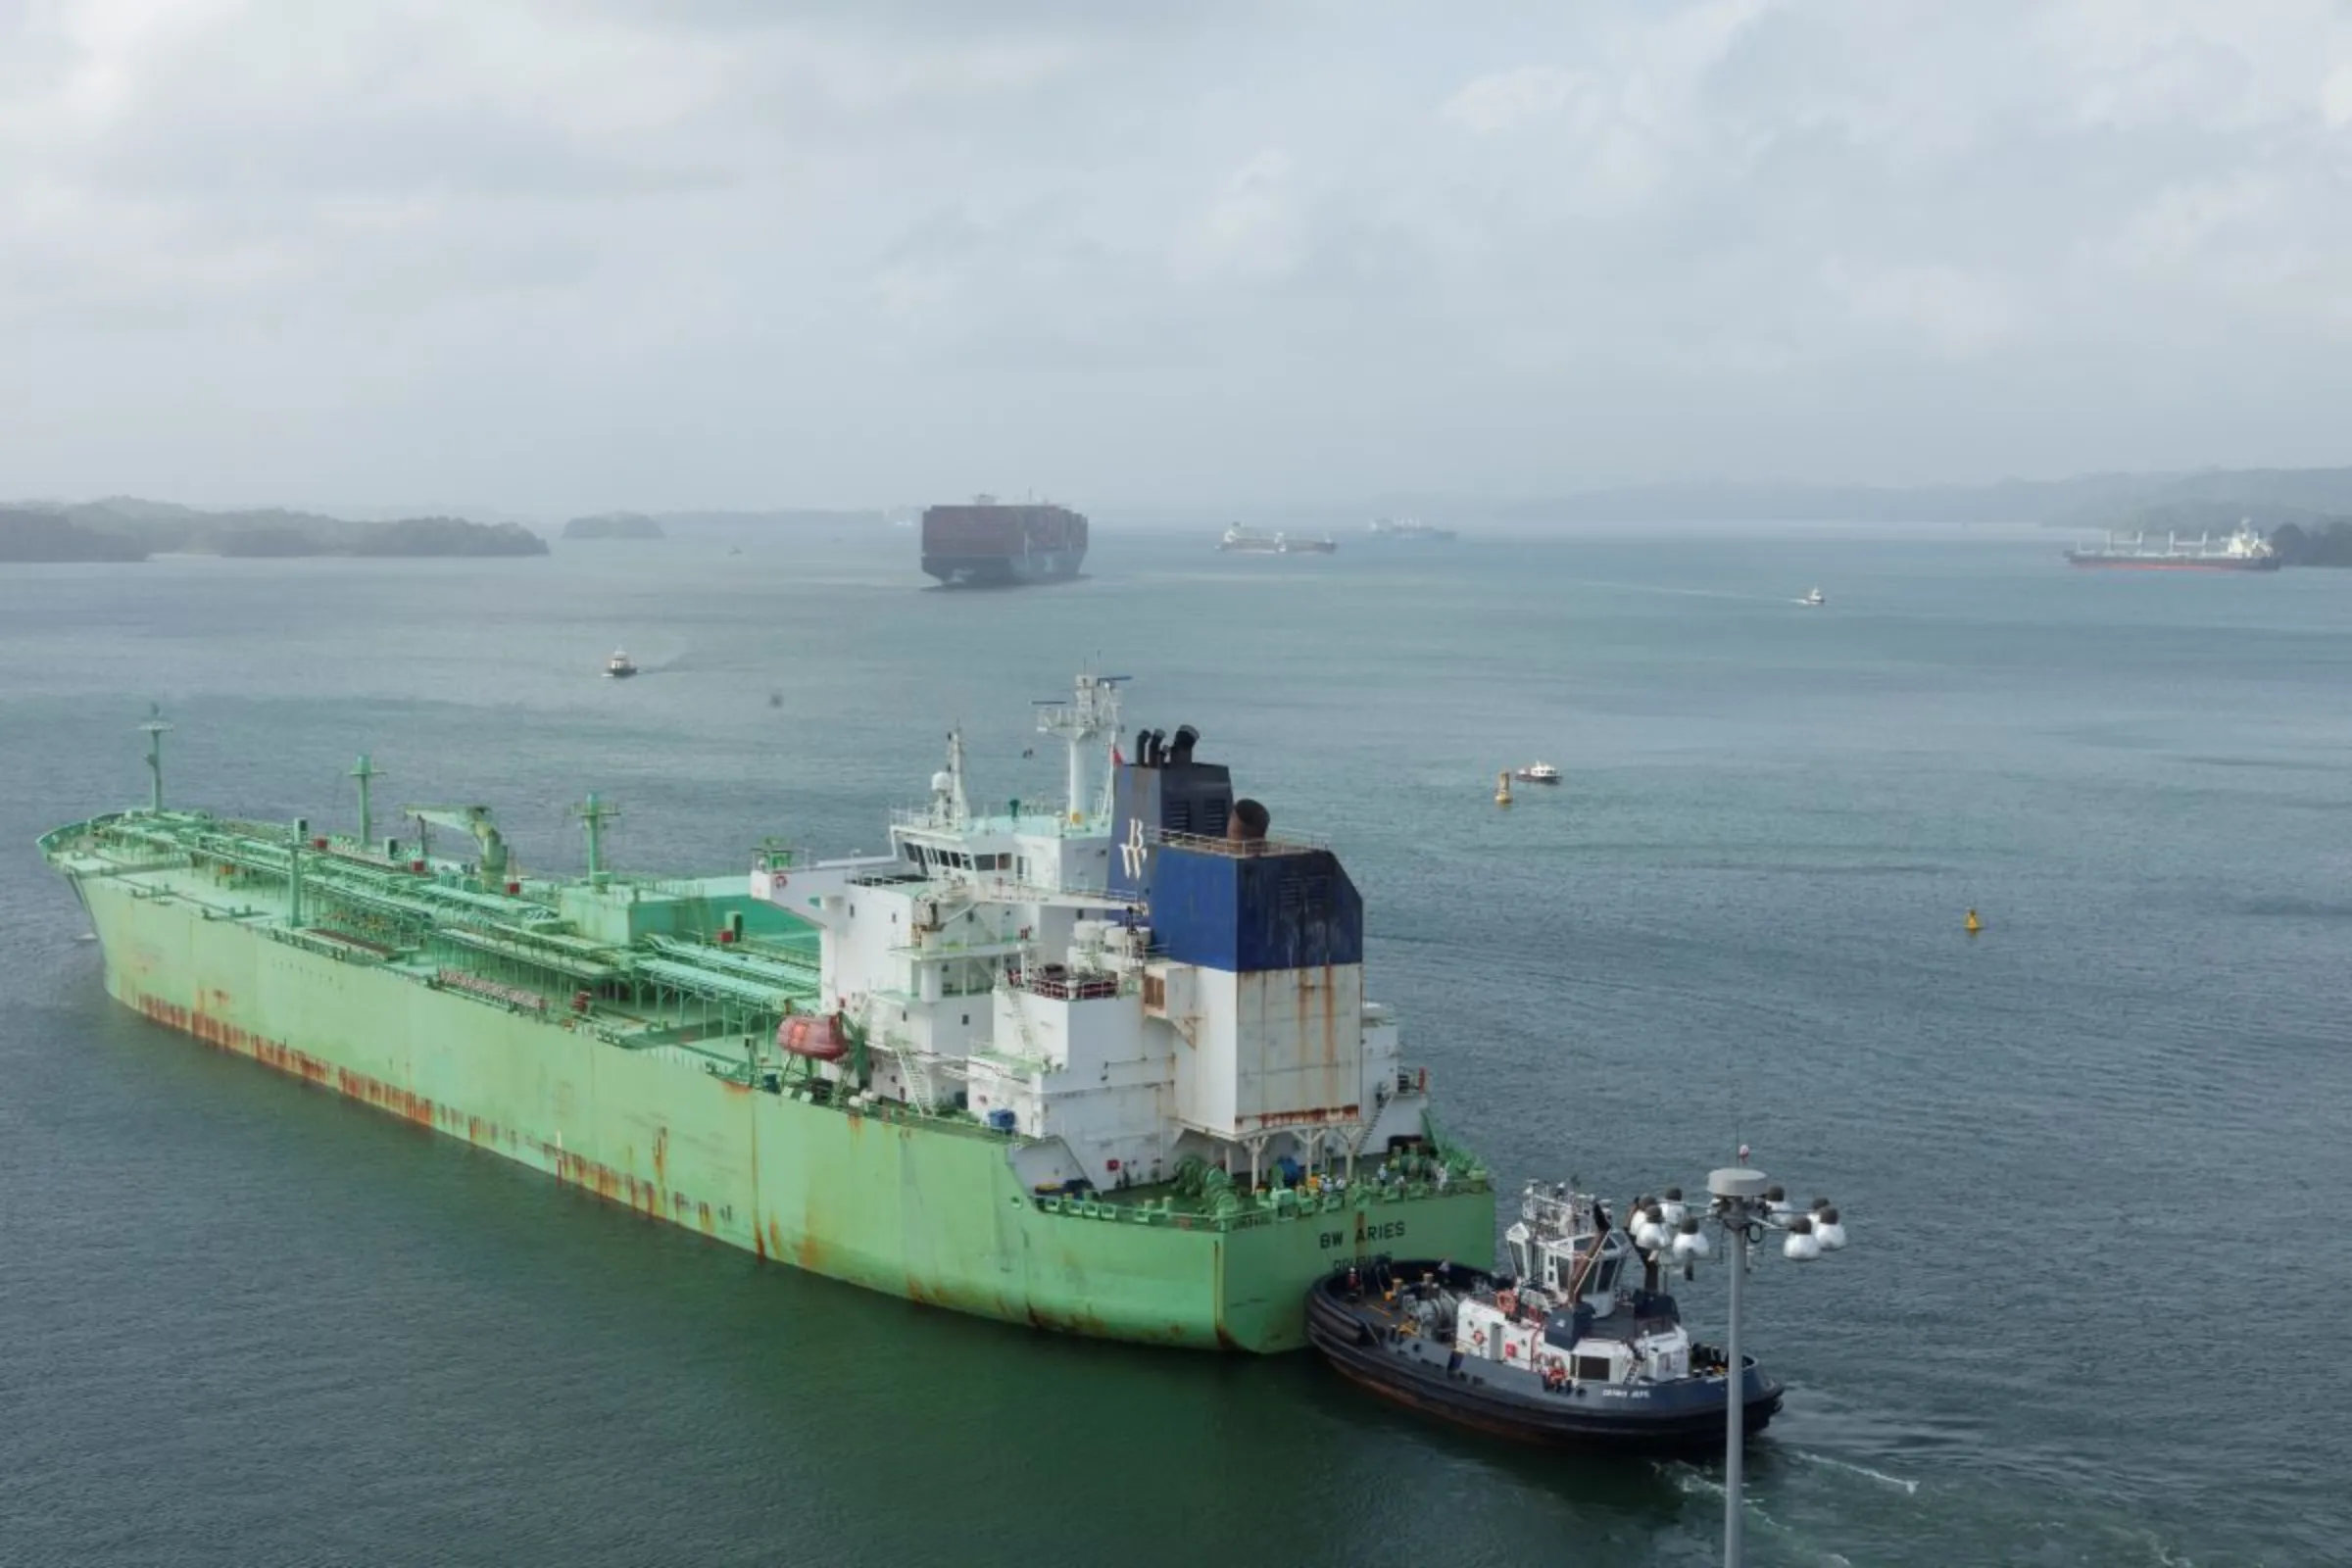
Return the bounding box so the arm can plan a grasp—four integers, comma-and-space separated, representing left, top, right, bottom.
2, 524, 2347, 1567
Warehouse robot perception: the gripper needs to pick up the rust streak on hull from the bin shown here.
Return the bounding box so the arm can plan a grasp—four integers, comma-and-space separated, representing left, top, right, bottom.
130, 991, 709, 1236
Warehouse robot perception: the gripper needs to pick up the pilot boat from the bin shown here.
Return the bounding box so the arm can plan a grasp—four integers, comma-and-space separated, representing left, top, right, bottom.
1304, 1180, 1788, 1452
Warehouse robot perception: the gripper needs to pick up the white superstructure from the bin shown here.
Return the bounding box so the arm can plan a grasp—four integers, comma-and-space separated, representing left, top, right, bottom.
757, 672, 1435, 1200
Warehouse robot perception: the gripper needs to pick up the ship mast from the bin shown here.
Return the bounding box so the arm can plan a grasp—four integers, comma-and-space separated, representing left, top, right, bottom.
1034, 672, 1127, 825
351, 754, 381, 847
940, 728, 970, 826
575, 793, 619, 887
139, 704, 172, 813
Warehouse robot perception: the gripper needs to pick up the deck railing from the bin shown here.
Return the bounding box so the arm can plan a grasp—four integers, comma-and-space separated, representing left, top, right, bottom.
1032, 1171, 1490, 1232
1149, 826, 1328, 856
1009, 965, 1122, 1002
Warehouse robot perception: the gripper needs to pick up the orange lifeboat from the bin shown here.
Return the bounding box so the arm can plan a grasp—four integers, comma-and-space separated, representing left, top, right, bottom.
776, 1012, 848, 1061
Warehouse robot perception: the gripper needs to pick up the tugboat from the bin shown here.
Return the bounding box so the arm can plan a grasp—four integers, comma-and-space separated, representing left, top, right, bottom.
1512, 762, 1561, 785
604, 649, 638, 679
1304, 1180, 1786, 1452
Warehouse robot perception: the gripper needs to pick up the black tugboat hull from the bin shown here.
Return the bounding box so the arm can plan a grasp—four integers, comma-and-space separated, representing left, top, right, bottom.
1305, 1263, 1784, 1455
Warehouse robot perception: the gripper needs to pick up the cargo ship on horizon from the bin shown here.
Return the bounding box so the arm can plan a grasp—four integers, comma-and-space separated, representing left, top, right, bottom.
41, 679, 1493, 1351
1366, 516, 1456, 541
920, 496, 1087, 587
2065, 520, 2281, 571
1219, 523, 1337, 556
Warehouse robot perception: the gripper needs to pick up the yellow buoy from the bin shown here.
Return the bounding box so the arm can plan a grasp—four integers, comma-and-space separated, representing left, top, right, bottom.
1965, 908, 1982, 935
1495, 769, 1512, 807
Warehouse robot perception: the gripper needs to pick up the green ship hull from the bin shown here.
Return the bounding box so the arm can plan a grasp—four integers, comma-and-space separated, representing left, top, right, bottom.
43, 808, 1494, 1351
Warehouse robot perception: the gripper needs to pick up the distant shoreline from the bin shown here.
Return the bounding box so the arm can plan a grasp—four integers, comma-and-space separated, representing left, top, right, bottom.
1, 504, 548, 564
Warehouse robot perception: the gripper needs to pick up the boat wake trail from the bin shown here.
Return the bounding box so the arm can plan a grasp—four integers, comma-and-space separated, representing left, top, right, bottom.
1651, 1462, 1855, 1566
1792, 1449, 1921, 1494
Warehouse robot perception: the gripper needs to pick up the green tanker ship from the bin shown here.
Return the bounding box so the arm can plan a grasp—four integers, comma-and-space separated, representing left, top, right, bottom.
39, 677, 1494, 1351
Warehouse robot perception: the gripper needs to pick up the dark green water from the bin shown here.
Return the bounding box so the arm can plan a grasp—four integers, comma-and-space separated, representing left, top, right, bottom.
3, 525, 2346, 1566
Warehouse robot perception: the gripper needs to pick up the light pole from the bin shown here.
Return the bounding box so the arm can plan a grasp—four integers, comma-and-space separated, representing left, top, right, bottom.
1682, 1149, 1849, 1568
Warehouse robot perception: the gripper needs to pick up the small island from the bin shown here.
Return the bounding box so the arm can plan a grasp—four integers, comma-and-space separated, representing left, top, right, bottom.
563, 512, 666, 540
349, 517, 548, 557
2268, 518, 2352, 566
1, 498, 548, 561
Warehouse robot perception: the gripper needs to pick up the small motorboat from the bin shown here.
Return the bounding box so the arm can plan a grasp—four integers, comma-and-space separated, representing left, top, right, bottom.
1304, 1180, 1787, 1453
605, 649, 638, 679
1799, 587, 1825, 607
1512, 762, 1561, 784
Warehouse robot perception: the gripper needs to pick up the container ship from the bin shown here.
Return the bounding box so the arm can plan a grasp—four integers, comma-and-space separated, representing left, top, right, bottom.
40, 678, 1494, 1351
1219, 523, 1338, 555
2065, 520, 2281, 571
920, 496, 1087, 587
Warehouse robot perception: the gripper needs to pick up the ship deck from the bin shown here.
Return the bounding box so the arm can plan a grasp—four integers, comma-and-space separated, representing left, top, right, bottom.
41, 810, 826, 1069
43, 809, 1495, 1236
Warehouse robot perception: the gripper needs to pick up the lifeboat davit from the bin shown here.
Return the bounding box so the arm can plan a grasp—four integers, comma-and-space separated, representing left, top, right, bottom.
776, 1012, 848, 1061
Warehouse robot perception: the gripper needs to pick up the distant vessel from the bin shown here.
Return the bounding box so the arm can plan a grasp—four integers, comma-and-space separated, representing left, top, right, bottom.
921, 496, 1088, 587
1367, 517, 1457, 542
1220, 524, 1337, 556
1305, 1181, 1788, 1452
1799, 587, 1824, 608
2065, 520, 2280, 571
1512, 763, 1560, 785
605, 650, 638, 678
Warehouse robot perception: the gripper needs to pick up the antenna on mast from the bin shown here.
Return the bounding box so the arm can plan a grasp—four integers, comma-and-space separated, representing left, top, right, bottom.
932, 728, 970, 826
1034, 670, 1129, 825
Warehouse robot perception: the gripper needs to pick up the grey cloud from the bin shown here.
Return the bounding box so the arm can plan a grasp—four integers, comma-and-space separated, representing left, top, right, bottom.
5, 0, 2351, 514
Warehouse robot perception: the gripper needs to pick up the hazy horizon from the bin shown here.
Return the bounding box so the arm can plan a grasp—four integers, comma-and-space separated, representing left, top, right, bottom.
7, 3, 2349, 515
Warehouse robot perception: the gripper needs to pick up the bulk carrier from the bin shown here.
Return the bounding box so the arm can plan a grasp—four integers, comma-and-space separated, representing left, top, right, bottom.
40, 679, 1494, 1350
2064, 520, 2281, 571
920, 497, 1087, 587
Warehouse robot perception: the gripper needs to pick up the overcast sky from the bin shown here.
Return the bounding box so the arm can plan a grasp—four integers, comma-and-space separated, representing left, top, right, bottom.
5, 0, 2349, 515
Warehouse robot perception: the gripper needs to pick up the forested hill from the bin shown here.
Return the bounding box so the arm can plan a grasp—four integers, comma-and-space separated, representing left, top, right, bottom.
0, 498, 547, 560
